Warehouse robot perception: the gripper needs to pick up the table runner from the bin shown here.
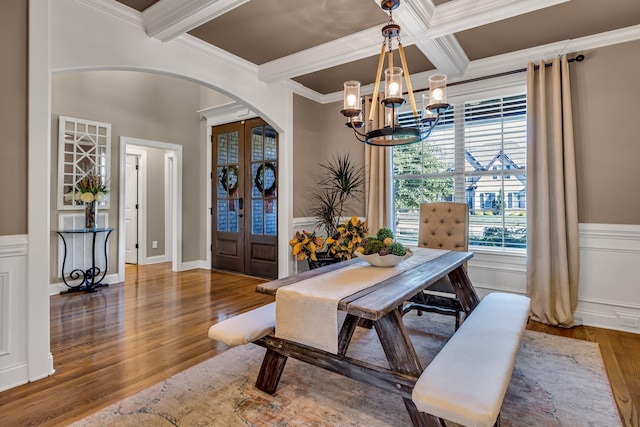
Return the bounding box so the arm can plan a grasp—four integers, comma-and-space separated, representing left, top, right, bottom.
275, 247, 447, 354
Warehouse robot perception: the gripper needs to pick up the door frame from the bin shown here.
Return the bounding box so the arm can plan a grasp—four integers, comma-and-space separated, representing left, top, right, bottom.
124, 152, 140, 264
118, 137, 183, 281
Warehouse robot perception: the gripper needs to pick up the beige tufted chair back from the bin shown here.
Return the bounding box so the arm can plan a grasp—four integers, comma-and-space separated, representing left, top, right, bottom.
418, 202, 469, 252
403, 202, 469, 329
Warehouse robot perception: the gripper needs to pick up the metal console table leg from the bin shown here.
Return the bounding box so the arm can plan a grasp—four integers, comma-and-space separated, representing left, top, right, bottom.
56, 228, 114, 293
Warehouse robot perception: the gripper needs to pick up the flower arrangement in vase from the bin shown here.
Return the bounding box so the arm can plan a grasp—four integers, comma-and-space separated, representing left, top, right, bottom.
75, 171, 108, 229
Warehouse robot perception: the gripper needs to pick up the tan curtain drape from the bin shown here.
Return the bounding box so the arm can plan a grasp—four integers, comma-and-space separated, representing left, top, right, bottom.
364, 96, 392, 231
526, 55, 580, 327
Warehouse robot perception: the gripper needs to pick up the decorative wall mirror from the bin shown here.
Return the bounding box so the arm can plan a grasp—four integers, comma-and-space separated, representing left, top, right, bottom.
57, 116, 111, 210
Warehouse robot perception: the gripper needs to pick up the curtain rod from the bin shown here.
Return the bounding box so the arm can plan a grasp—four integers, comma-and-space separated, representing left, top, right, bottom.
413, 54, 585, 94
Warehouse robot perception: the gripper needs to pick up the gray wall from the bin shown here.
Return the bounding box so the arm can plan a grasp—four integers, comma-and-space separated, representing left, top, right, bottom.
0, 0, 27, 236
292, 95, 366, 219
292, 40, 640, 227
50, 71, 205, 280
571, 39, 640, 225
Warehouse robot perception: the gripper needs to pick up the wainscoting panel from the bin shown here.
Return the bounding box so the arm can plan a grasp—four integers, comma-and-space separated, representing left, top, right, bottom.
574, 223, 640, 332
0, 235, 29, 392
0, 272, 8, 356
290, 219, 640, 333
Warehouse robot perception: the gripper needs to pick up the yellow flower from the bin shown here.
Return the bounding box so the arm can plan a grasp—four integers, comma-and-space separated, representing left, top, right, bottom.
383, 237, 393, 246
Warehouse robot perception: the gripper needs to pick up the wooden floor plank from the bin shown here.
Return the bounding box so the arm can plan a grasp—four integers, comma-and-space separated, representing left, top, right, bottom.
0, 263, 638, 426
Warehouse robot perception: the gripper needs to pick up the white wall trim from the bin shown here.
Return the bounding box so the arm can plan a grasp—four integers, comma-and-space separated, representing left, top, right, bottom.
0, 235, 28, 258
0, 363, 29, 394
164, 152, 174, 263
0, 272, 9, 356
199, 101, 257, 126
291, 218, 640, 334
469, 223, 640, 334
49, 273, 120, 296
27, 0, 55, 385
120, 137, 183, 278
145, 255, 168, 265
125, 147, 148, 265
181, 260, 209, 271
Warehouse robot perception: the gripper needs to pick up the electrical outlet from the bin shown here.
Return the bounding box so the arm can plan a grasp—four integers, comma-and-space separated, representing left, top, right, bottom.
617, 314, 640, 329
152, 241, 158, 249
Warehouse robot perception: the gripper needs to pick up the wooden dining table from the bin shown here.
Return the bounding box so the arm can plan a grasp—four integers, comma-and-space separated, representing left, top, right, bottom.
253, 249, 480, 427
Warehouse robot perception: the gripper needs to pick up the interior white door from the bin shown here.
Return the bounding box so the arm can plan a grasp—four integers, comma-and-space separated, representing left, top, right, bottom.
125, 154, 139, 264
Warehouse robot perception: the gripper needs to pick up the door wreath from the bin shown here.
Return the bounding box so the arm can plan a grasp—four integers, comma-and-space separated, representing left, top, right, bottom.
254, 162, 277, 197
220, 165, 239, 196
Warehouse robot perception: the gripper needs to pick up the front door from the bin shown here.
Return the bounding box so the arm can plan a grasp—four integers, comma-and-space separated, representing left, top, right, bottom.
212, 118, 278, 279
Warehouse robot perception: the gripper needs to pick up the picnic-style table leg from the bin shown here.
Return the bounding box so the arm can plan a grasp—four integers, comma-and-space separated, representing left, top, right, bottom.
448, 265, 481, 315
374, 308, 444, 427
255, 348, 288, 394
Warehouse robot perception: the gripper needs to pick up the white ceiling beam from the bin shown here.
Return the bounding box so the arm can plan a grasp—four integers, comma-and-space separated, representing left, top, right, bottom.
394, 0, 469, 77
258, 26, 417, 83
143, 0, 250, 42
259, 0, 569, 83
414, 35, 469, 77
427, 0, 571, 39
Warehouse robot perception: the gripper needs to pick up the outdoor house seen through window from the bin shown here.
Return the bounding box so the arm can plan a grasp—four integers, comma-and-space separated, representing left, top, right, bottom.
392, 93, 527, 249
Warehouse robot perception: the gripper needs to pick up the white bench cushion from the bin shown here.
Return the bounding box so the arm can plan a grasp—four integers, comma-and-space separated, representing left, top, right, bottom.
412, 292, 531, 427
208, 302, 276, 346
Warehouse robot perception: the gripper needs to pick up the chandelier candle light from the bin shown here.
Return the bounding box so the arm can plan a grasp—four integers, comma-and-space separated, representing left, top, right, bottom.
341, 0, 450, 146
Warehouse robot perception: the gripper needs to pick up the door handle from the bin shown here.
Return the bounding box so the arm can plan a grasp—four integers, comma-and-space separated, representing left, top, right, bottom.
238, 197, 244, 210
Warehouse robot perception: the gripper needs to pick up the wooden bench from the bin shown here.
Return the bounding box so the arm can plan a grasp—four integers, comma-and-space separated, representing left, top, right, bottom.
412, 292, 531, 427
207, 302, 275, 346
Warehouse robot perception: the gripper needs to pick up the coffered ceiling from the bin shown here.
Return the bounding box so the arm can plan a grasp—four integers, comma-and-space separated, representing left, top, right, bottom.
115, 0, 640, 96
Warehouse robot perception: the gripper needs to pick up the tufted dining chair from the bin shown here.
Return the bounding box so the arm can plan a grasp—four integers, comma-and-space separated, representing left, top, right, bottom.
402, 202, 469, 329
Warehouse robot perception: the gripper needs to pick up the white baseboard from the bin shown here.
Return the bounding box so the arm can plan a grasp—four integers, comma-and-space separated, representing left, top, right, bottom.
0, 362, 29, 393
49, 273, 121, 295
181, 260, 209, 271
144, 255, 168, 265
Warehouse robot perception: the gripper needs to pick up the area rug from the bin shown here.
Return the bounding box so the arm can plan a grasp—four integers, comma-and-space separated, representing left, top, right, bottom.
72, 312, 621, 426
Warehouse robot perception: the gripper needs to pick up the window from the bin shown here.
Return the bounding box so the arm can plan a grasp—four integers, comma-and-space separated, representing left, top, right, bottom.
393, 93, 527, 249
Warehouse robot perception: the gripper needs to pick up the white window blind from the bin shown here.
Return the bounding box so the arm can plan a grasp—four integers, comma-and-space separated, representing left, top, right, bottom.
392, 93, 527, 249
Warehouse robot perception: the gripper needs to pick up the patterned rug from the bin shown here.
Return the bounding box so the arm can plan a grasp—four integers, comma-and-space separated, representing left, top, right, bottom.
72, 312, 621, 426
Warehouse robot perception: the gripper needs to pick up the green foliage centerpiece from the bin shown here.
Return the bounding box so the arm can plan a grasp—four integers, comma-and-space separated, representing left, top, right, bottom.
354, 227, 412, 267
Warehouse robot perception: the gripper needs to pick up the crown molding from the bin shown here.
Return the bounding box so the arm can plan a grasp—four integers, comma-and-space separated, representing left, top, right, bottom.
143, 0, 249, 42
564, 24, 640, 53
258, 26, 414, 83
427, 0, 570, 39
397, 0, 436, 31
464, 24, 640, 80
76, 0, 144, 27
310, 24, 640, 104
198, 101, 257, 126
173, 33, 258, 74
416, 35, 469, 77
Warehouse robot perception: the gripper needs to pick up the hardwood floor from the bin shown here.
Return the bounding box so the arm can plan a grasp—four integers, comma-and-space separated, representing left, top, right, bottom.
0, 263, 638, 426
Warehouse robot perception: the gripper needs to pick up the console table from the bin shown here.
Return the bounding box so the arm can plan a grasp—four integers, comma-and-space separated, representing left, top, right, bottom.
55, 228, 114, 293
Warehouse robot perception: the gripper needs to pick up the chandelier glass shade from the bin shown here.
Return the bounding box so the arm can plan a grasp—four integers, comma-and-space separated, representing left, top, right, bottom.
340, 0, 450, 146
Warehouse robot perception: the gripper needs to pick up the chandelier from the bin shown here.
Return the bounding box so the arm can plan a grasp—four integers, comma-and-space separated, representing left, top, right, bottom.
340, 0, 450, 146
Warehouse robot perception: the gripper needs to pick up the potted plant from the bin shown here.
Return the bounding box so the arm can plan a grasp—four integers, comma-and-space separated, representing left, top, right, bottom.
326, 216, 369, 261
289, 230, 325, 263
292, 153, 365, 269
309, 153, 364, 238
